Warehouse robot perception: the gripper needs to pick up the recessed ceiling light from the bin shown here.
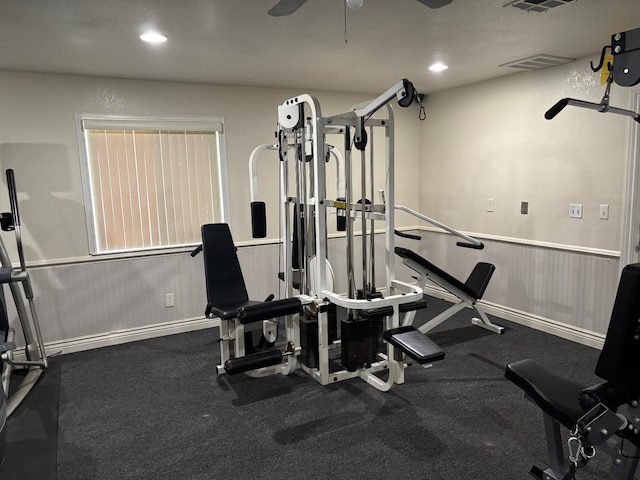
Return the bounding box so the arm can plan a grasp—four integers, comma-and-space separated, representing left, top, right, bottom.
429, 62, 449, 73
140, 32, 167, 44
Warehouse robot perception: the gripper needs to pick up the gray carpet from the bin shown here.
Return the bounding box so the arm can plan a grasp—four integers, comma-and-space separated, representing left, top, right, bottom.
14, 296, 626, 479
2, 358, 61, 479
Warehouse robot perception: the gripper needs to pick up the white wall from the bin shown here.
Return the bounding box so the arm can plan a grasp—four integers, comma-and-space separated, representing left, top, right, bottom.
0, 71, 424, 351
416, 56, 636, 340
419, 57, 632, 251
2, 60, 635, 354
0, 71, 423, 264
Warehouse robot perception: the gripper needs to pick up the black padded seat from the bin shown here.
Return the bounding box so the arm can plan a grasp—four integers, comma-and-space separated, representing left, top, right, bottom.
505, 359, 588, 430
383, 326, 445, 364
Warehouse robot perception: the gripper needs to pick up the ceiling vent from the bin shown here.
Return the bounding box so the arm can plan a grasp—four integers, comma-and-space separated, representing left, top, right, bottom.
499, 54, 575, 71
504, 0, 574, 13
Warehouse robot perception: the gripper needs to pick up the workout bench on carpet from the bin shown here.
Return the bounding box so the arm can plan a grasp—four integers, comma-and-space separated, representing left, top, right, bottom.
505, 262, 640, 480
394, 246, 504, 335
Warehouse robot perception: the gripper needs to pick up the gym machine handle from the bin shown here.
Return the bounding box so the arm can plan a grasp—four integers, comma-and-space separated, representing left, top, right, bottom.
544, 98, 569, 120
394, 230, 422, 241
545, 97, 640, 123
456, 241, 485, 250
190, 245, 202, 257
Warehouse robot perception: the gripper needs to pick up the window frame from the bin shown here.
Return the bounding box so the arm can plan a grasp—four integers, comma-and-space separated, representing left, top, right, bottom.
75, 113, 230, 256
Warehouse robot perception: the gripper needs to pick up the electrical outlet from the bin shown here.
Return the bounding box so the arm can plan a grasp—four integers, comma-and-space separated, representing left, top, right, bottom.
599, 204, 610, 220
521, 201, 528, 215
569, 204, 583, 219
165, 293, 175, 307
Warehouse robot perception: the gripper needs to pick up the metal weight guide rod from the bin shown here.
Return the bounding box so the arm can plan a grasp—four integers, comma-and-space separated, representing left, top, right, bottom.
0, 169, 47, 417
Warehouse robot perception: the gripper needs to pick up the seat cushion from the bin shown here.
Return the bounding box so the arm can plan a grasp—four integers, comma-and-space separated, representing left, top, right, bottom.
505, 359, 588, 429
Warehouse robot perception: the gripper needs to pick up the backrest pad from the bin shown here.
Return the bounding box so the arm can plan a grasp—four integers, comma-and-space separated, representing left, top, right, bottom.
201, 223, 249, 306
595, 263, 640, 389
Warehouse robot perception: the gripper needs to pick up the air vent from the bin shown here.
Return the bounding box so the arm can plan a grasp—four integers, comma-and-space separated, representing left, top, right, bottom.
499, 54, 575, 71
504, 0, 574, 13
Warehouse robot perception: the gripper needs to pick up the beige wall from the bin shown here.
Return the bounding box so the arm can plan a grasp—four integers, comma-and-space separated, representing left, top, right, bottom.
419, 56, 633, 251
0, 71, 422, 263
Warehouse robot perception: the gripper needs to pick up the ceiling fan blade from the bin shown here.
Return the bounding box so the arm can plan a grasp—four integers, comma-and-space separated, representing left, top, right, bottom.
415, 0, 454, 9
268, 0, 308, 16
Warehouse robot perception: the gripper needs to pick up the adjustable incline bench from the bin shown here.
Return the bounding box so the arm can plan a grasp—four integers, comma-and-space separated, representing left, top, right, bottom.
394, 247, 503, 334
200, 223, 301, 376
506, 263, 640, 480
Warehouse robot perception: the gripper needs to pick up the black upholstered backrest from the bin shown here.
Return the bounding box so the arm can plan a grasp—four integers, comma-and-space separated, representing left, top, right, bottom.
464, 262, 495, 300
595, 263, 640, 387
201, 223, 249, 307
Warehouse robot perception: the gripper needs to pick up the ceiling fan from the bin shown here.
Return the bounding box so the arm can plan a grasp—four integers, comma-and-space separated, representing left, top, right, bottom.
268, 0, 454, 17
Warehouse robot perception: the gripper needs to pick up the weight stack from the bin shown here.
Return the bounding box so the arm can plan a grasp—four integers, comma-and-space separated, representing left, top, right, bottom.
340, 315, 383, 372
300, 303, 338, 369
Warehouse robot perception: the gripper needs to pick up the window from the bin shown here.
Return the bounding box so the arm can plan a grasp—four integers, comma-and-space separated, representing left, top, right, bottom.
77, 114, 229, 254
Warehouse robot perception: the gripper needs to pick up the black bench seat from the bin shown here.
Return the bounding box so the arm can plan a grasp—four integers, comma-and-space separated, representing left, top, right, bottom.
383, 326, 444, 364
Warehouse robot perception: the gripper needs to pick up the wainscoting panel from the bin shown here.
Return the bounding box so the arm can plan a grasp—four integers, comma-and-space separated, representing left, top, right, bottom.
10, 230, 619, 355
417, 230, 620, 342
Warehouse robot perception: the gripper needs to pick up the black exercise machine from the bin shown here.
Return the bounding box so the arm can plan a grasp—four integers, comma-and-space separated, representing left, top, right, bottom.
197, 223, 301, 376
505, 263, 640, 480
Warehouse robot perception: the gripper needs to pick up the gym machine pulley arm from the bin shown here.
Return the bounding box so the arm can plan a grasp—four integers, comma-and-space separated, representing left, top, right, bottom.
545, 27, 640, 123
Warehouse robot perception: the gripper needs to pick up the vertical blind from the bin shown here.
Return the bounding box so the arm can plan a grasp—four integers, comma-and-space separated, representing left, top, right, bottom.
81, 117, 224, 254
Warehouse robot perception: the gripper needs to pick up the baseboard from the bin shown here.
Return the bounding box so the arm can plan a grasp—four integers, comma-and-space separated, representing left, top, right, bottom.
13, 316, 216, 360
423, 285, 605, 350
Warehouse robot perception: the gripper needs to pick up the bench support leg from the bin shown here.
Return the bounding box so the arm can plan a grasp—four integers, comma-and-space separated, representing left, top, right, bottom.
470, 304, 504, 334
417, 299, 504, 335
542, 412, 566, 475
418, 300, 467, 333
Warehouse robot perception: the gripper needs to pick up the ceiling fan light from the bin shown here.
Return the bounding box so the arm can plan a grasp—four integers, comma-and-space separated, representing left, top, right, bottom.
346, 0, 364, 9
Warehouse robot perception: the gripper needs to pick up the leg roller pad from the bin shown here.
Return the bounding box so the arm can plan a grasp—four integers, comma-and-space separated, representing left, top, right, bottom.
237, 298, 301, 324
224, 350, 283, 375
383, 326, 445, 364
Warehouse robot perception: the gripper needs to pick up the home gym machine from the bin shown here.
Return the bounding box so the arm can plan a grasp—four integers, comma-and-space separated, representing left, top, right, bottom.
202, 79, 450, 392
506, 27, 640, 480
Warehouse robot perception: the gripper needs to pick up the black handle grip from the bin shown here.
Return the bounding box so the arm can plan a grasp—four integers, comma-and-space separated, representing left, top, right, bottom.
190, 245, 202, 257
394, 230, 422, 241
456, 241, 484, 250
545, 98, 569, 120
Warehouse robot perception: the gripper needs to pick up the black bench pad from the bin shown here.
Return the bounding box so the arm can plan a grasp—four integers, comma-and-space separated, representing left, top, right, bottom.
395, 247, 494, 300
360, 306, 394, 319
207, 300, 263, 319
224, 350, 283, 375
505, 359, 587, 429
237, 297, 302, 324
383, 326, 445, 364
